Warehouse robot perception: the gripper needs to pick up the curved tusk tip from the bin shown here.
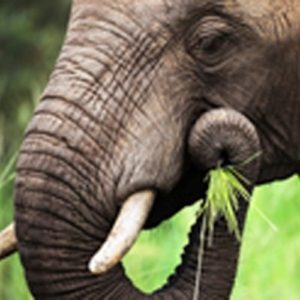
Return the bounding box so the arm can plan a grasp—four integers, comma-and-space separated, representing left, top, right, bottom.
89, 250, 115, 274
89, 246, 124, 274
88, 190, 155, 275
88, 257, 104, 274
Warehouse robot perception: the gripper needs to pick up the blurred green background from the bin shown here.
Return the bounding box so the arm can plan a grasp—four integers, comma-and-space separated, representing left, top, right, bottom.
0, 1, 300, 299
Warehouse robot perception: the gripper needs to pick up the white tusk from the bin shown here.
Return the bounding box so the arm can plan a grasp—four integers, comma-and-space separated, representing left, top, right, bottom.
0, 223, 17, 259
89, 190, 155, 274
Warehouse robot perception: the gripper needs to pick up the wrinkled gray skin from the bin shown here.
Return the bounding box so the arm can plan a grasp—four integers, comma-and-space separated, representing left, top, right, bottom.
14, 0, 300, 299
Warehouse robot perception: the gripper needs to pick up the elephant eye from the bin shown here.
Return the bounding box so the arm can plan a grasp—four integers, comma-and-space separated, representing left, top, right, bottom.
185, 16, 237, 66
196, 32, 231, 55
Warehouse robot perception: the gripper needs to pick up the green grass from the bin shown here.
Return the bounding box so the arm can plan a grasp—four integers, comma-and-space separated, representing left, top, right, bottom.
1, 159, 300, 299
203, 166, 251, 242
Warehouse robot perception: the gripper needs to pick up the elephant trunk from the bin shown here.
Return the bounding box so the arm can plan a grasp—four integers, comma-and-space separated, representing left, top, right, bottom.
189, 108, 261, 182
182, 108, 261, 298
153, 109, 261, 298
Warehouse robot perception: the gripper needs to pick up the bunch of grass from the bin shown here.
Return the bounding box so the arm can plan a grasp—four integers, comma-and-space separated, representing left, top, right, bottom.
193, 166, 250, 300
204, 166, 250, 242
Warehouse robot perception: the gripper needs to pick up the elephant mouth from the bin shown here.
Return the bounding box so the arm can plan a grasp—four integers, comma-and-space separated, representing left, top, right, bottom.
89, 161, 207, 275
89, 109, 261, 277
145, 164, 207, 229
125, 164, 207, 290
122, 173, 206, 293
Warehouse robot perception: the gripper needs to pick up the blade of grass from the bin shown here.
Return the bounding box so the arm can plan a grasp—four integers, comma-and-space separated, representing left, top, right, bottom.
0, 151, 18, 182
250, 202, 279, 232
204, 167, 251, 241
193, 214, 207, 300
0, 173, 16, 190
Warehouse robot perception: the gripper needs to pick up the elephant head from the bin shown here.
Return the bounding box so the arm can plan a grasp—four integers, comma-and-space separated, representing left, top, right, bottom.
1, 0, 300, 299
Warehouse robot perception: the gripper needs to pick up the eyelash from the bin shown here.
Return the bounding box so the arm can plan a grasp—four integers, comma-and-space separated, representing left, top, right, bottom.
185, 17, 237, 65
194, 31, 232, 55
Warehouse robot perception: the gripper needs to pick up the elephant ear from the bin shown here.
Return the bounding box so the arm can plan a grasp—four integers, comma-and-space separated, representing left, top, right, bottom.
0, 223, 17, 259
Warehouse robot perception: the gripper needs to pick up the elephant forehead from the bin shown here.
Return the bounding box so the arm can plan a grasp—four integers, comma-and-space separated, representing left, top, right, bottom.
74, 0, 300, 42
225, 0, 300, 41
74, 0, 181, 15
72, 0, 183, 38
226, 0, 290, 17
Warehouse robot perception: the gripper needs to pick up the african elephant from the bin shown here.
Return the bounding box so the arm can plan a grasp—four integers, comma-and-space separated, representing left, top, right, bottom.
1, 0, 299, 299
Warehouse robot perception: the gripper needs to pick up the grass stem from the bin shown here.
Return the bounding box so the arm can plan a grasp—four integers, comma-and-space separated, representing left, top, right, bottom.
193, 214, 207, 300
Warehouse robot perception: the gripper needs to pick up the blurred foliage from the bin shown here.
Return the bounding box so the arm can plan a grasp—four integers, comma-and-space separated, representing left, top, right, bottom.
233, 177, 300, 299
1, 1, 300, 300
0, 0, 71, 157
0, 1, 71, 299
